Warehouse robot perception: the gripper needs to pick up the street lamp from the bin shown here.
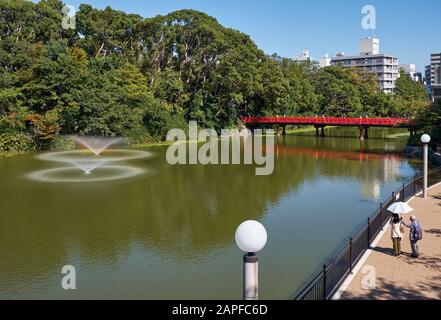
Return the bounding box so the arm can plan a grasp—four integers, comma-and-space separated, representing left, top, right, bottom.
421, 134, 431, 199
235, 220, 268, 300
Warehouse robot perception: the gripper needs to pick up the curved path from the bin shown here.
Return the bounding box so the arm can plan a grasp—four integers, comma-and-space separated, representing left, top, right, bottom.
336, 184, 441, 300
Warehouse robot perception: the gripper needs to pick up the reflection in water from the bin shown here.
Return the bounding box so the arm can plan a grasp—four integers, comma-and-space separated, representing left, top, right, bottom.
26, 165, 148, 183
274, 145, 403, 161
0, 129, 421, 299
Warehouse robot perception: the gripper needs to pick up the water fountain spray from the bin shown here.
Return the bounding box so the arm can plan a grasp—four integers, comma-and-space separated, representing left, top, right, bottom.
27, 136, 153, 183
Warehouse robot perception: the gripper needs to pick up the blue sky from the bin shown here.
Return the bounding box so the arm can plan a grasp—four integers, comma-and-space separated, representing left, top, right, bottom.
38, 0, 441, 72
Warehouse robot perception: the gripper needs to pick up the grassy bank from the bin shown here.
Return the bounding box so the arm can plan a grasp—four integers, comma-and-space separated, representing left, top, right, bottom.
133, 127, 329, 148
131, 141, 176, 148
286, 126, 410, 140
286, 126, 337, 135
385, 132, 411, 139
0, 152, 23, 158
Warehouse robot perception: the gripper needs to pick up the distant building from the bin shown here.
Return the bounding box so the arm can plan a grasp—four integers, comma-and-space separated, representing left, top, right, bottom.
319, 54, 331, 68
294, 49, 312, 62
400, 64, 423, 82
425, 65, 431, 86
331, 37, 399, 94
426, 53, 441, 102
360, 37, 380, 55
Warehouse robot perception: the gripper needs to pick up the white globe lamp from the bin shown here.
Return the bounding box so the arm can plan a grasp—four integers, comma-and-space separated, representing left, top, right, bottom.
235, 220, 267, 301
235, 220, 268, 254
421, 134, 431, 144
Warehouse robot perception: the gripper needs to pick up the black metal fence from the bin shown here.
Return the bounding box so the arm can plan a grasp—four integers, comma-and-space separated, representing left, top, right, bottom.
292, 167, 441, 300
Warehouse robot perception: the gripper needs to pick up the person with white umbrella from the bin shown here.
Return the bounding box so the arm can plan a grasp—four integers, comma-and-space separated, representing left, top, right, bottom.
387, 202, 414, 257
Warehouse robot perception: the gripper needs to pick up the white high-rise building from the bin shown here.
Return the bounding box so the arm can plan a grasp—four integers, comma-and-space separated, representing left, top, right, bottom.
330, 37, 399, 94
319, 54, 331, 68
294, 49, 312, 62
400, 64, 423, 82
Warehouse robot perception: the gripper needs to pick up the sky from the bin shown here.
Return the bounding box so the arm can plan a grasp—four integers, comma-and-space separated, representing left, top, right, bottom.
37, 0, 441, 72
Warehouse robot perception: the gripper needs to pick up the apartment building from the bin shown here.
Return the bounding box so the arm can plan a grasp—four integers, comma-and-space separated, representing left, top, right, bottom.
427, 53, 441, 102
331, 37, 399, 94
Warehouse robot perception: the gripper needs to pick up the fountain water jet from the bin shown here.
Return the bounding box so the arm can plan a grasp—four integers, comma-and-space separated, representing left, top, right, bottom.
26, 166, 150, 183
27, 136, 154, 183
71, 136, 123, 156
38, 150, 152, 164
66, 136, 124, 174
69, 159, 105, 175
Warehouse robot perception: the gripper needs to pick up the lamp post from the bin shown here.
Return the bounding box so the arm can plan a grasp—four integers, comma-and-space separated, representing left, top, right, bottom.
421, 134, 431, 199
235, 220, 267, 301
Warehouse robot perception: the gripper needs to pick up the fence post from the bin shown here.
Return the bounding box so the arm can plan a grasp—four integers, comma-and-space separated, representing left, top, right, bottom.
414, 175, 417, 195
367, 218, 371, 247
349, 238, 353, 273
402, 183, 405, 201
322, 265, 327, 300
380, 203, 384, 228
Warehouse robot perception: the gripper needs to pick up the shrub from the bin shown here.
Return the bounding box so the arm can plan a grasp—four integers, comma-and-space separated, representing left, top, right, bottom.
48, 135, 76, 151
0, 133, 36, 152
119, 127, 153, 144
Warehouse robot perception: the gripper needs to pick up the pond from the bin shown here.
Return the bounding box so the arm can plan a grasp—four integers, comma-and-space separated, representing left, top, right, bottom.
0, 128, 421, 299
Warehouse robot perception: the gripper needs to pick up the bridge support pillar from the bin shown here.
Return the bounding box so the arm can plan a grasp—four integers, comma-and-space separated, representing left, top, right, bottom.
315, 125, 325, 137
282, 126, 287, 136
365, 127, 369, 139
359, 126, 368, 141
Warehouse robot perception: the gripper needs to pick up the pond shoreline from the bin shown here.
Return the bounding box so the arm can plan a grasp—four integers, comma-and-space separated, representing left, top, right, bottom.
0, 151, 24, 158
0, 127, 412, 158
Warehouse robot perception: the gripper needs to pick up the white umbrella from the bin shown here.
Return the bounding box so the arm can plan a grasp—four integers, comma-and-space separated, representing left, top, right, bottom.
387, 202, 414, 214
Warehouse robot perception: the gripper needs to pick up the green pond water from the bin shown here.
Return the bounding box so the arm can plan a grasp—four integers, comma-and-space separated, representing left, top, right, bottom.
0, 127, 422, 299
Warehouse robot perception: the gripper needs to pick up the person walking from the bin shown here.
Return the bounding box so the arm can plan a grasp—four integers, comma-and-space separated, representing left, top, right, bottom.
402, 215, 423, 258
390, 214, 403, 256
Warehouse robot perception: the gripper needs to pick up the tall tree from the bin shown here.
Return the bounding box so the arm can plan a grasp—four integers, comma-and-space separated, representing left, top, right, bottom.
394, 69, 430, 117
312, 66, 363, 116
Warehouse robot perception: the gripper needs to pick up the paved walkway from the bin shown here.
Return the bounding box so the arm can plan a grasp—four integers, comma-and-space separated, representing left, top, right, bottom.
339, 184, 441, 300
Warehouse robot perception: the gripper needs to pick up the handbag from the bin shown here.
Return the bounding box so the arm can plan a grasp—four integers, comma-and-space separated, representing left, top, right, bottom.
400, 225, 405, 234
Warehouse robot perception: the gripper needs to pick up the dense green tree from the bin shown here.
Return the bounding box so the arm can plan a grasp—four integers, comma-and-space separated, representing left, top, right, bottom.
312, 66, 363, 116
257, 59, 290, 116
75, 4, 143, 59
395, 69, 428, 101
0, 0, 433, 151
409, 100, 441, 145
394, 69, 430, 117
151, 68, 189, 112
279, 59, 319, 115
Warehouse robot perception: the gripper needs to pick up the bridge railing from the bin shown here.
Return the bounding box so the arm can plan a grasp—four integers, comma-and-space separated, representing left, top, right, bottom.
291, 167, 441, 300
242, 116, 411, 127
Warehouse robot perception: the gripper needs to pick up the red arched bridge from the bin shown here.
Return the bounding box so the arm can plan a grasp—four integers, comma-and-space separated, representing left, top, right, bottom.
242, 116, 415, 140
